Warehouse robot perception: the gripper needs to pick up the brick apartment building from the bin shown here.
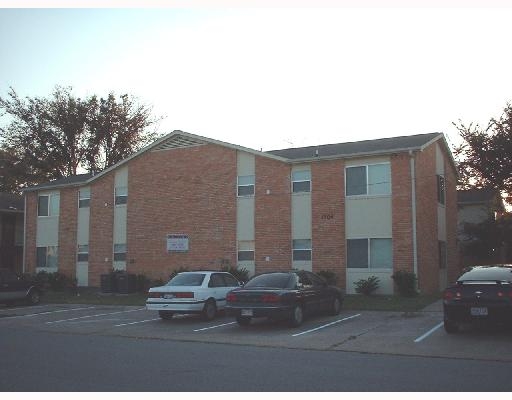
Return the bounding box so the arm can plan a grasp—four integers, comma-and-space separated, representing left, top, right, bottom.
23, 130, 459, 294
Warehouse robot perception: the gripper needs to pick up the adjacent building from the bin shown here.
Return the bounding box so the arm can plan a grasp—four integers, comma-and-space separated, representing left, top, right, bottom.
0, 192, 24, 273
23, 130, 459, 294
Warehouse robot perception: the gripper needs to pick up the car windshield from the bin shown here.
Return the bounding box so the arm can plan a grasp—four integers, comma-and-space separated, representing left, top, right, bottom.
458, 266, 512, 283
167, 273, 206, 286
244, 273, 293, 289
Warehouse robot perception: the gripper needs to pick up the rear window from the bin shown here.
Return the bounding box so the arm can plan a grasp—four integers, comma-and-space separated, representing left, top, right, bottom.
167, 273, 206, 286
244, 273, 294, 289
458, 267, 512, 283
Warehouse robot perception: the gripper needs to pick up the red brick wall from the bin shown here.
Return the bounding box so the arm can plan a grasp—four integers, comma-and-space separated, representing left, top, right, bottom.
391, 153, 414, 275
311, 160, 346, 288
89, 173, 115, 287
127, 144, 237, 281
415, 144, 439, 293
24, 192, 37, 274
58, 187, 78, 280
254, 156, 291, 272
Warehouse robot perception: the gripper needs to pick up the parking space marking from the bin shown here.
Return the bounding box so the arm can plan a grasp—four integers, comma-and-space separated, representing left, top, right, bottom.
292, 314, 361, 337
45, 308, 146, 324
114, 318, 161, 327
0, 306, 96, 319
1, 305, 49, 312
414, 321, 444, 343
193, 321, 237, 332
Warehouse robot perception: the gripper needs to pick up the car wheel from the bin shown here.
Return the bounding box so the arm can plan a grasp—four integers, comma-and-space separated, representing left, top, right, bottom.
329, 296, 342, 316
158, 311, 174, 320
202, 300, 217, 321
289, 305, 304, 327
236, 316, 251, 326
26, 289, 41, 305
444, 320, 459, 334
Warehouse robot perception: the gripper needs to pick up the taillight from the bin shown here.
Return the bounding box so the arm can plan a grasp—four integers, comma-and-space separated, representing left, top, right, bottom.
175, 292, 193, 299
148, 292, 162, 298
443, 289, 461, 301
226, 293, 237, 302
262, 294, 281, 303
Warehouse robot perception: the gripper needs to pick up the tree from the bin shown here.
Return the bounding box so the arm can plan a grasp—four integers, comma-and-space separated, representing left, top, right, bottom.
0, 86, 161, 192
453, 102, 512, 205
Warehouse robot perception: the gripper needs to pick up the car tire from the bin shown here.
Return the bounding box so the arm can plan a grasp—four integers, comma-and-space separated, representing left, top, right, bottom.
329, 296, 342, 316
158, 311, 174, 320
289, 305, 304, 327
444, 320, 459, 334
26, 289, 41, 305
236, 316, 251, 326
202, 300, 217, 321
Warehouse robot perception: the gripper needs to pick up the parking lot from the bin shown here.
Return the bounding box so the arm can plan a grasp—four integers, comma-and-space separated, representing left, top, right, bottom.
1, 301, 511, 362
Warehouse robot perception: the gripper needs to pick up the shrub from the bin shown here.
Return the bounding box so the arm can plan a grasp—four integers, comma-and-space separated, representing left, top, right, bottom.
136, 274, 151, 293
354, 276, 380, 296
317, 270, 338, 286
392, 270, 418, 297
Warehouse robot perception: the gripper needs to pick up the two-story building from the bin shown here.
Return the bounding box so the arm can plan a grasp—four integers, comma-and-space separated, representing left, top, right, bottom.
23, 130, 458, 294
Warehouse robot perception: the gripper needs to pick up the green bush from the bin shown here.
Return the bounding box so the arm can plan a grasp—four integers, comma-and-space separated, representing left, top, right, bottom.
392, 270, 418, 297
32, 271, 74, 291
354, 276, 380, 296
317, 270, 338, 286
169, 267, 190, 280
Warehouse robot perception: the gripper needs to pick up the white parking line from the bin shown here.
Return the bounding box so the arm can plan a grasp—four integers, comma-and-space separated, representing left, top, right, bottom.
292, 314, 361, 337
193, 321, 237, 332
114, 318, 161, 327
45, 308, 146, 324
0, 306, 96, 319
1, 304, 49, 312
414, 321, 444, 343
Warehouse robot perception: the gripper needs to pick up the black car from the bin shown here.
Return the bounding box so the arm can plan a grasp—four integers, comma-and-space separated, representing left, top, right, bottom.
443, 264, 512, 333
0, 268, 42, 305
225, 270, 343, 327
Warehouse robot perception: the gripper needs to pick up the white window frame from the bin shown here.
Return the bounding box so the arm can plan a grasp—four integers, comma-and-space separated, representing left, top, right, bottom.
36, 246, 59, 270
79, 188, 91, 208
237, 175, 255, 197
114, 243, 127, 261
115, 187, 128, 206
292, 170, 311, 193
77, 244, 89, 262
38, 193, 60, 217
347, 238, 392, 269
437, 175, 445, 205
292, 239, 312, 261
345, 162, 391, 197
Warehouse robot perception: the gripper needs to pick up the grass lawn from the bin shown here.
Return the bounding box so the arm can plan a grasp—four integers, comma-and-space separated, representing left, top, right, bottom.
41, 288, 441, 312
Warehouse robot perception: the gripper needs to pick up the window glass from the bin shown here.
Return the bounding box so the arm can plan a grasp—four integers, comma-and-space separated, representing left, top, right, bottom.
77, 245, 89, 262
293, 239, 312, 261
79, 188, 91, 208
368, 164, 391, 195
347, 239, 368, 268
49, 194, 60, 216
237, 175, 255, 196
346, 166, 367, 196
244, 273, 293, 289
47, 246, 59, 268
308, 272, 326, 286
298, 273, 313, 288
208, 274, 224, 288
38, 196, 49, 216
292, 170, 311, 193
114, 243, 126, 261
222, 274, 239, 287
437, 175, 445, 205
238, 251, 255, 261
370, 239, 392, 268
36, 247, 47, 267
167, 273, 206, 286
115, 187, 128, 205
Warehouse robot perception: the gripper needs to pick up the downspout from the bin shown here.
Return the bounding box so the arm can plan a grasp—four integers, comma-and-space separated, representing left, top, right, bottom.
22, 194, 27, 274
409, 151, 418, 281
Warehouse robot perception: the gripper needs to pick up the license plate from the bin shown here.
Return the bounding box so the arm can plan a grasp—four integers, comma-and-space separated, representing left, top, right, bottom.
241, 309, 253, 317
471, 307, 488, 316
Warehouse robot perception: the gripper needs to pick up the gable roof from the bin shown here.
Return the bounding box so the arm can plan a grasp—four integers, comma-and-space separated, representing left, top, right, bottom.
266, 132, 443, 160
458, 188, 504, 210
23, 130, 450, 192
0, 193, 24, 213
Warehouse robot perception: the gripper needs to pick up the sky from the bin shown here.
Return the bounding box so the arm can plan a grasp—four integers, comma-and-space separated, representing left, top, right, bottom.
1, 2, 512, 153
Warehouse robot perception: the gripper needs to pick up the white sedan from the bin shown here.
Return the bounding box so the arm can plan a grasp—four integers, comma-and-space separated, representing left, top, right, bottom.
146, 271, 241, 320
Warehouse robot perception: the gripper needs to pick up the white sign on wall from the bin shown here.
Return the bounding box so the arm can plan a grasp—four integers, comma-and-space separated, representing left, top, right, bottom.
167, 234, 189, 252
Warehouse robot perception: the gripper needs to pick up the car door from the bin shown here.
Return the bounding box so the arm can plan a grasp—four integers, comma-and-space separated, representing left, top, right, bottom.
208, 273, 227, 308
0, 268, 25, 301
297, 272, 321, 314
218, 273, 241, 309
307, 271, 332, 311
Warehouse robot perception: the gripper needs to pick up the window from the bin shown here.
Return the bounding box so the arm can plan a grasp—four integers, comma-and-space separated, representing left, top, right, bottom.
208, 273, 225, 288
346, 164, 391, 196
79, 188, 90, 208
38, 193, 60, 216
36, 246, 58, 269
238, 241, 255, 262
222, 273, 240, 287
113, 244, 126, 261
115, 187, 128, 205
292, 170, 311, 193
237, 175, 255, 196
347, 238, 392, 269
437, 175, 445, 205
439, 241, 447, 269
77, 245, 89, 262
293, 239, 312, 261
